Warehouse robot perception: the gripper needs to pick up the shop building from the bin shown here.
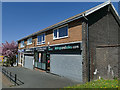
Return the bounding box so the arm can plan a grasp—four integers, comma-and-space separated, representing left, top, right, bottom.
18, 49, 24, 66
17, 1, 120, 82
34, 46, 47, 70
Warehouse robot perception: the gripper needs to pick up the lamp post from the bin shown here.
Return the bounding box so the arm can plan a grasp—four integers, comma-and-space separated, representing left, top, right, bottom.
32, 39, 36, 69
46, 42, 50, 72
21, 43, 27, 67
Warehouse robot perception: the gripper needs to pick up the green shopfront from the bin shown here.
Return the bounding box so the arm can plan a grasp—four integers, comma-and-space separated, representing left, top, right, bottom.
34, 46, 48, 70
23, 42, 83, 82
47, 42, 83, 82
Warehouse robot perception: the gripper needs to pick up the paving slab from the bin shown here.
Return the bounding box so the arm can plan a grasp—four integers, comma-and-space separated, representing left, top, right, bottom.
3, 66, 80, 88
2, 73, 15, 88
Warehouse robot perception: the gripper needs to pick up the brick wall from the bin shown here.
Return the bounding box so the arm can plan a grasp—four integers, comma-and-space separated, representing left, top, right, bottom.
87, 5, 120, 80
18, 19, 82, 49
95, 47, 119, 79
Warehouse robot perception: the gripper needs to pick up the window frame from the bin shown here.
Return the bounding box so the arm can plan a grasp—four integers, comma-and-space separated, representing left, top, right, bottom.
53, 25, 68, 40
20, 41, 24, 48
27, 37, 32, 45
37, 33, 45, 45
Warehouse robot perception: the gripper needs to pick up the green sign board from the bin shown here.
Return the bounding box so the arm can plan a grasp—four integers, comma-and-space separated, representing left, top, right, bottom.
48, 43, 81, 51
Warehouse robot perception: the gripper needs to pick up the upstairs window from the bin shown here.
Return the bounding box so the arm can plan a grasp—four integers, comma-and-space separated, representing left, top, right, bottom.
27, 38, 32, 45
53, 25, 68, 39
37, 33, 45, 45
20, 41, 24, 48
53, 29, 57, 39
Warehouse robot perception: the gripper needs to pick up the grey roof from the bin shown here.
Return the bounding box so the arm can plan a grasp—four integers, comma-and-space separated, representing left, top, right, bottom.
17, 1, 120, 42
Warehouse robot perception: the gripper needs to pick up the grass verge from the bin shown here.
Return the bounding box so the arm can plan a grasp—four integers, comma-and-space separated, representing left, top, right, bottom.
65, 79, 119, 88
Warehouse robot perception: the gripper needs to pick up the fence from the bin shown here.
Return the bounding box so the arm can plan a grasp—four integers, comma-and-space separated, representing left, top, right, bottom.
2, 68, 24, 86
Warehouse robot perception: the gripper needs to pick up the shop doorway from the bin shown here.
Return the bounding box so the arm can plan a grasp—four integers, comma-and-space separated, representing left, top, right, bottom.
46, 53, 50, 71
34, 52, 46, 70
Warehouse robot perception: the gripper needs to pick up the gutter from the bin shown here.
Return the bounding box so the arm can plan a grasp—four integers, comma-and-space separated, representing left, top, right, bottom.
17, 15, 83, 42
82, 14, 90, 82
17, 1, 114, 42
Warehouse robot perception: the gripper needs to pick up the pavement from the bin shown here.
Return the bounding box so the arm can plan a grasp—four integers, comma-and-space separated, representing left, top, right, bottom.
3, 66, 80, 88
2, 73, 15, 88
0, 66, 14, 89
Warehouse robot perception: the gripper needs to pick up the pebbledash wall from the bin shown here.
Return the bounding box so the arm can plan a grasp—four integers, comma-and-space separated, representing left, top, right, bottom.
18, 2, 120, 82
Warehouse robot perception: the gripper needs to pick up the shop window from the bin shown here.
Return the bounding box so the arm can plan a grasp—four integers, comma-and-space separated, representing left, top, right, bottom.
53, 25, 68, 39
27, 38, 32, 45
42, 53, 46, 63
34, 52, 38, 62
20, 41, 24, 48
38, 53, 46, 63
37, 33, 45, 45
38, 53, 42, 62
34, 52, 46, 70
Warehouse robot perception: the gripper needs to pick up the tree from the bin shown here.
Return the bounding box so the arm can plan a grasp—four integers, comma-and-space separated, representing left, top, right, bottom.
0, 46, 2, 56
2, 41, 18, 66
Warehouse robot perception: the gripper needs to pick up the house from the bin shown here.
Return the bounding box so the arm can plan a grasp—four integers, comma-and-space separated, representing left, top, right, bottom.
17, 1, 120, 82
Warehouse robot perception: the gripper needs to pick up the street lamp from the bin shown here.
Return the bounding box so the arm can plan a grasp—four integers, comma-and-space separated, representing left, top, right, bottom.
46, 42, 50, 72
32, 39, 36, 69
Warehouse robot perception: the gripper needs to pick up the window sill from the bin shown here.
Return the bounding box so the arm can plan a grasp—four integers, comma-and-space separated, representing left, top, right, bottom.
27, 43, 32, 45
53, 36, 68, 40
37, 43, 45, 46
20, 46, 24, 48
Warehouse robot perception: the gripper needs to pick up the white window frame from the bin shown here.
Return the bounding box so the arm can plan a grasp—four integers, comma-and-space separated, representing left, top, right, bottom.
27, 38, 32, 45
53, 25, 68, 40
20, 41, 24, 48
37, 33, 45, 45
53, 29, 58, 39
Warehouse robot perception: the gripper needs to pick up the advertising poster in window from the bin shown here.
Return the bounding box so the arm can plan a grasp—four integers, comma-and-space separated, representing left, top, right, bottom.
39, 53, 41, 62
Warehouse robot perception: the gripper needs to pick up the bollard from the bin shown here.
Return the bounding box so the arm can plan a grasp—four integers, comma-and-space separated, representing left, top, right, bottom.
7, 70, 8, 77
4, 69, 5, 75
4, 70, 6, 75
10, 72, 11, 81
4, 69, 7, 76
15, 74, 17, 85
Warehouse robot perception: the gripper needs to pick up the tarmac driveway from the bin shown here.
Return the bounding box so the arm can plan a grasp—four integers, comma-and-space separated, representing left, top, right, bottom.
3, 67, 79, 88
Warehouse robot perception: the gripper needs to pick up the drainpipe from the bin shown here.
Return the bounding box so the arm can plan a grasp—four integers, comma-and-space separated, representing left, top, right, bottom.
82, 13, 90, 82
32, 39, 35, 69
46, 42, 50, 72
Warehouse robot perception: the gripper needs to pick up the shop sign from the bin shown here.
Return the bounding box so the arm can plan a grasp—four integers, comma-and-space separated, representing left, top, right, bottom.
24, 48, 34, 52
48, 43, 81, 51
18, 49, 24, 52
36, 47, 47, 52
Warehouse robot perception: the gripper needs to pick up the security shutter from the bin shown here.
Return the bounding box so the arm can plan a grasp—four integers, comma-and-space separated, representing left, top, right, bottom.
24, 55, 34, 70
50, 54, 82, 82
